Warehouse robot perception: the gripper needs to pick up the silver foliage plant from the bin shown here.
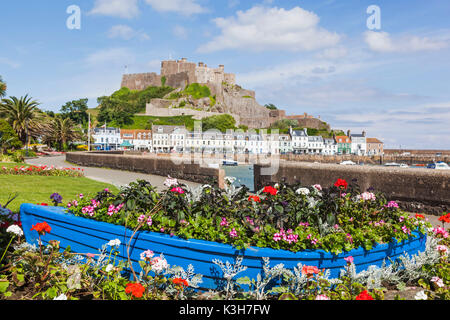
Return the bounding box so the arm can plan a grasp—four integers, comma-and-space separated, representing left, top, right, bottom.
212, 256, 248, 299
338, 234, 441, 289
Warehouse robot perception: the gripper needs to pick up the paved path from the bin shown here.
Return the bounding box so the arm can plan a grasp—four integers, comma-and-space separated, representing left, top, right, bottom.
26, 156, 202, 191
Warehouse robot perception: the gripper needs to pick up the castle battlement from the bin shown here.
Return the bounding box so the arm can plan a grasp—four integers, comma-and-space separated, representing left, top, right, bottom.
122, 58, 236, 91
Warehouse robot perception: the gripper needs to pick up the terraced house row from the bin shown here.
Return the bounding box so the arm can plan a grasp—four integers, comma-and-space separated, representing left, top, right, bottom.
93, 126, 384, 156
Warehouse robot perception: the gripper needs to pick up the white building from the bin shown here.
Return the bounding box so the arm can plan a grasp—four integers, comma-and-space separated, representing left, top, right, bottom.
323, 138, 338, 155
279, 134, 293, 154
290, 128, 308, 154
307, 136, 324, 154
93, 127, 121, 151
349, 131, 367, 156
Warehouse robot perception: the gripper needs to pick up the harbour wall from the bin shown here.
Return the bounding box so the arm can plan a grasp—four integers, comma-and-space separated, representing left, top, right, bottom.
254, 161, 450, 215
66, 152, 225, 188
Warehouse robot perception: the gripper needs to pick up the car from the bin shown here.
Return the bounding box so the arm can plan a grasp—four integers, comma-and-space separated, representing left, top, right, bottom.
435, 163, 450, 170
340, 160, 356, 165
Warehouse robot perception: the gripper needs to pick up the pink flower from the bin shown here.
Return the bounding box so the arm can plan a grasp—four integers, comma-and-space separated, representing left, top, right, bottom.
220, 217, 229, 227
315, 294, 330, 300
433, 227, 449, 239
171, 187, 185, 194
140, 250, 154, 261
312, 184, 322, 191
273, 233, 282, 242
229, 228, 238, 238
138, 215, 146, 223
401, 225, 411, 235
344, 256, 354, 264
147, 217, 153, 226
386, 201, 399, 208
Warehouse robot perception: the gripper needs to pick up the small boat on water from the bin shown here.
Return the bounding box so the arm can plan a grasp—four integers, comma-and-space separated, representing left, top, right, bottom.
222, 160, 238, 166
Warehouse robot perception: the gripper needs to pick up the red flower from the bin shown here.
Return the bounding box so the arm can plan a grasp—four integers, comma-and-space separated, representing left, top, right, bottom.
37, 203, 49, 206
263, 186, 278, 196
334, 179, 348, 190
30, 222, 51, 235
301, 265, 319, 277
125, 282, 145, 298
438, 213, 450, 224
248, 195, 261, 203
415, 214, 425, 220
355, 290, 374, 300
173, 278, 189, 287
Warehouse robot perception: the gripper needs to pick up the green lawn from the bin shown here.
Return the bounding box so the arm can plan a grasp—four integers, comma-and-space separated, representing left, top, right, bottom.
0, 175, 119, 213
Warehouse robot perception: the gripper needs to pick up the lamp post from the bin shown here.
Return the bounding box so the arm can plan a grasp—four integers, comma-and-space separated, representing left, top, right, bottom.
25, 119, 29, 157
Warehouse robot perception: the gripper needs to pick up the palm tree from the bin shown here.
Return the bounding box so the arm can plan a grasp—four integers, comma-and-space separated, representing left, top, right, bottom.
41, 116, 82, 151
0, 76, 6, 98
0, 95, 40, 144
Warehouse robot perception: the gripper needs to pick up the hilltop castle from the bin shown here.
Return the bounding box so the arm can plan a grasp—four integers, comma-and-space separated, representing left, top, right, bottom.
121, 58, 236, 90
121, 58, 329, 130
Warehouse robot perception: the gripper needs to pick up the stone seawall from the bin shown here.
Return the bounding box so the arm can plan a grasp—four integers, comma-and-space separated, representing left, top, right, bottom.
254, 161, 450, 215
66, 152, 225, 188
280, 154, 450, 165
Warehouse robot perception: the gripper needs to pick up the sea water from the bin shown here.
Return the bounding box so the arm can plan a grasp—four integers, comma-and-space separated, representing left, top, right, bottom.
222, 164, 255, 192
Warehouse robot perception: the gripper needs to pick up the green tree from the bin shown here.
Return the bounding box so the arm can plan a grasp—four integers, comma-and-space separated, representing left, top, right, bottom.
41, 116, 82, 151
265, 103, 278, 110
0, 119, 22, 154
202, 114, 237, 133
97, 96, 134, 127
0, 76, 6, 98
60, 98, 89, 125
0, 95, 40, 144
270, 119, 299, 130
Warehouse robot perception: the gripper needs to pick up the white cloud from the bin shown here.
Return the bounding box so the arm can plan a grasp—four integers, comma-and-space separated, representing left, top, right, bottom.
198, 6, 340, 53
144, 0, 208, 16
364, 31, 448, 53
108, 25, 150, 41
90, 0, 140, 19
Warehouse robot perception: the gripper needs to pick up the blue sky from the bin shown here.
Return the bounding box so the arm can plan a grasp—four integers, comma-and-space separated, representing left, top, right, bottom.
1, 0, 449, 149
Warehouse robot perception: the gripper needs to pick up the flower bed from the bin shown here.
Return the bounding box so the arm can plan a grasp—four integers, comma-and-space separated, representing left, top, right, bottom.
19, 178, 431, 291
1, 165, 84, 177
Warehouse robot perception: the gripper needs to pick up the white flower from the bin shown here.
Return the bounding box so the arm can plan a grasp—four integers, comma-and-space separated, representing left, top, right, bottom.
54, 294, 68, 300
436, 245, 449, 255
225, 176, 236, 184
274, 183, 280, 189
105, 264, 114, 273
6, 225, 23, 237
296, 188, 310, 196
357, 192, 376, 201
414, 290, 428, 300
202, 184, 212, 189
312, 184, 322, 191
151, 256, 169, 273
164, 176, 178, 188
431, 276, 445, 288
107, 239, 121, 247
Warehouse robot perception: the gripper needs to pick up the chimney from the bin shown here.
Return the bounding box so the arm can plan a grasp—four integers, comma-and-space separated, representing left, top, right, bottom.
347, 130, 351, 137
362, 131, 366, 137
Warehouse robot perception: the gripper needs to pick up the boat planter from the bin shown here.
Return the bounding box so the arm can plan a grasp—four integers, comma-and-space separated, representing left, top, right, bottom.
20, 204, 427, 291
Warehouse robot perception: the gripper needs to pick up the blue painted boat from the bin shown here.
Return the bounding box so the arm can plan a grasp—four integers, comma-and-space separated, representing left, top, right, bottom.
20, 204, 427, 291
